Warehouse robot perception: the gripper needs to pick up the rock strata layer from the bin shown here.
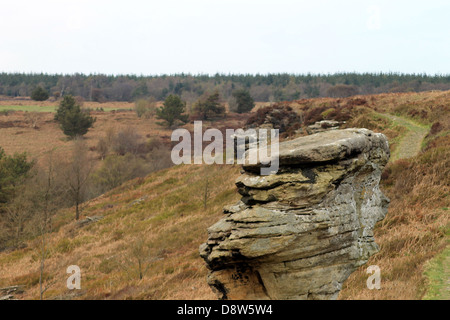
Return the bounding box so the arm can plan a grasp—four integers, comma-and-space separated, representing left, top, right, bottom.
200, 128, 390, 300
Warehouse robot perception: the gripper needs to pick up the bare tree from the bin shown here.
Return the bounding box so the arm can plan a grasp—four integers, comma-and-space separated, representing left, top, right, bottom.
120, 239, 154, 280
4, 187, 34, 247
113, 127, 142, 156
96, 126, 116, 160
63, 138, 93, 220
57, 76, 71, 98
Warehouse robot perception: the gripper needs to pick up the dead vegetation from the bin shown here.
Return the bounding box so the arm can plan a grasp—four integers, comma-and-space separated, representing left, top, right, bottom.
0, 91, 448, 300
0, 164, 240, 300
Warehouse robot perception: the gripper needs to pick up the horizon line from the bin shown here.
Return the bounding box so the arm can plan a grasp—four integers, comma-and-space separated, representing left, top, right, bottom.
1, 71, 449, 78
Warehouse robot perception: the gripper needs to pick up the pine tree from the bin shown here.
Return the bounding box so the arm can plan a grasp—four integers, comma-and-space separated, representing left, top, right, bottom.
55, 95, 95, 138
232, 89, 255, 113
192, 91, 225, 120
156, 94, 188, 127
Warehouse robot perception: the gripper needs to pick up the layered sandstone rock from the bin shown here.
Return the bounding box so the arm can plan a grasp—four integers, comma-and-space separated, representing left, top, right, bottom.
200, 128, 390, 300
306, 120, 345, 135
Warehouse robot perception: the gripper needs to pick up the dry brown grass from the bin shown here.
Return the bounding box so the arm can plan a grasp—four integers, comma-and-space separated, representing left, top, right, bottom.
0, 99, 250, 168
0, 97, 134, 109
253, 91, 450, 300
339, 140, 449, 299
337, 94, 450, 299
0, 91, 448, 300
0, 164, 241, 300
0, 110, 163, 168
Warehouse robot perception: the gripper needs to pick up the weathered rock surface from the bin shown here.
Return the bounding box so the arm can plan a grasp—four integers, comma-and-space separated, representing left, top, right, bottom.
200, 128, 390, 300
306, 120, 345, 135
0, 285, 24, 300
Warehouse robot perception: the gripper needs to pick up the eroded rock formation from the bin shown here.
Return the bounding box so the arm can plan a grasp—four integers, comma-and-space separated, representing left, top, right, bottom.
306, 120, 345, 135
200, 128, 390, 300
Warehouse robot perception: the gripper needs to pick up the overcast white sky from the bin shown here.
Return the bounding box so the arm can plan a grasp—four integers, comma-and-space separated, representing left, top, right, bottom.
0, 0, 449, 75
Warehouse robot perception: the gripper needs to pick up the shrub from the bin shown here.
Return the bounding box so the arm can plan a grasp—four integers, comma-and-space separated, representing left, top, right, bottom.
0, 148, 34, 204
92, 143, 173, 193
302, 105, 328, 125
135, 97, 157, 118
246, 104, 302, 137
302, 103, 353, 125
31, 86, 49, 101
408, 109, 428, 119
24, 111, 41, 129
92, 154, 145, 192
112, 127, 143, 156
429, 122, 443, 135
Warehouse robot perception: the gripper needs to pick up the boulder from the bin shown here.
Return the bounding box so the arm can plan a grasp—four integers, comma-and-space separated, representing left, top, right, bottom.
200, 128, 390, 300
306, 120, 345, 135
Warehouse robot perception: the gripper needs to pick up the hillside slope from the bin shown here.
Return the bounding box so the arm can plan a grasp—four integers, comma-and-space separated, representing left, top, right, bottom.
285, 90, 448, 299
0, 164, 241, 300
0, 90, 448, 300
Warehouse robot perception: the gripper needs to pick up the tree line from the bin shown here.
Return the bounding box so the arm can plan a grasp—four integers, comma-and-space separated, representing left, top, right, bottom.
1, 72, 449, 103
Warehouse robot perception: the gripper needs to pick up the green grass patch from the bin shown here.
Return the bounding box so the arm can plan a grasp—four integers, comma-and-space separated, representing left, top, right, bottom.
0, 105, 126, 113
423, 246, 450, 300
0, 105, 56, 112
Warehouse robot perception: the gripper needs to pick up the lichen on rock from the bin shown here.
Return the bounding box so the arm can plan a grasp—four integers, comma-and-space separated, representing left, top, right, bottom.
200, 128, 390, 300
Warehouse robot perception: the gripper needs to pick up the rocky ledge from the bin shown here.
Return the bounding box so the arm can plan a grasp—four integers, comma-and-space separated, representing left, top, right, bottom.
200, 128, 390, 300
